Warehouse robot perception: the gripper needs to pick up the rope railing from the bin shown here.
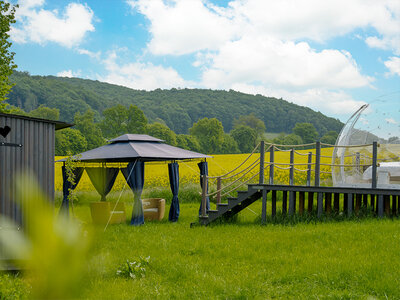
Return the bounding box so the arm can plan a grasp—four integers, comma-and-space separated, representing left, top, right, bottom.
293, 150, 311, 156
321, 142, 374, 148
208, 142, 262, 179
265, 142, 317, 148
218, 157, 260, 180
293, 167, 309, 172
274, 165, 292, 170
273, 146, 293, 152
207, 160, 261, 197
219, 170, 261, 198
321, 163, 371, 167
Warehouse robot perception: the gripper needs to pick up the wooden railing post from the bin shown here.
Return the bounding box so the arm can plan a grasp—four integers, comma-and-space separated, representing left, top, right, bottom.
372, 141, 378, 189
201, 175, 207, 217
269, 145, 275, 185
216, 177, 221, 205
307, 152, 312, 186
315, 141, 321, 187
259, 141, 265, 184
289, 148, 295, 215
315, 141, 323, 217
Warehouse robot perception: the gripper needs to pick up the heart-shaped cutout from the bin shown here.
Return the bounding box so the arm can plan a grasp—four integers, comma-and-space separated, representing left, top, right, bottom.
0, 126, 11, 138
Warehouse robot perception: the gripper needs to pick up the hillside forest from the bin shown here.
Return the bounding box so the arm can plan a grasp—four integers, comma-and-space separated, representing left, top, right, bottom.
5, 71, 342, 155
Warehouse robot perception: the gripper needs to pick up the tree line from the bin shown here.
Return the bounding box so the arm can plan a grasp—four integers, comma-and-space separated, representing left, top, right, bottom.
6, 71, 343, 137
14, 103, 337, 155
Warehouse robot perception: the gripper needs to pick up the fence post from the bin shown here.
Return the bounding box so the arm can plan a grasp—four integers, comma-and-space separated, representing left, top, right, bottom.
315, 141, 323, 217
259, 141, 265, 184
372, 141, 378, 189
289, 148, 295, 215
201, 175, 207, 217
216, 177, 221, 205
307, 152, 312, 186
315, 141, 321, 187
269, 145, 274, 185
347, 193, 353, 217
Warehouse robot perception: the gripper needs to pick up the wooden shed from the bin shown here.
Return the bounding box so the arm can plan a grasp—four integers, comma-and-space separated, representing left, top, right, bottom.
0, 113, 71, 225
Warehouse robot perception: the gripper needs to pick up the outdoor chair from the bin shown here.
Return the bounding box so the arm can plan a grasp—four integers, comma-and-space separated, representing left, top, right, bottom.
90, 202, 126, 225
142, 198, 165, 221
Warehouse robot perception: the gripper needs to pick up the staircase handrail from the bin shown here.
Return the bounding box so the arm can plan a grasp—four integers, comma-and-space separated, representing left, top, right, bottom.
207, 162, 269, 197
208, 142, 263, 179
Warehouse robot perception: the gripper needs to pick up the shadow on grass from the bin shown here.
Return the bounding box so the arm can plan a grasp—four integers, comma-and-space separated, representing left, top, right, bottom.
204, 207, 397, 227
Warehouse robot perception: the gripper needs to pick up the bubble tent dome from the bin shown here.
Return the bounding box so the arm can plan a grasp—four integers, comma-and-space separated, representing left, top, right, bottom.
332, 98, 400, 189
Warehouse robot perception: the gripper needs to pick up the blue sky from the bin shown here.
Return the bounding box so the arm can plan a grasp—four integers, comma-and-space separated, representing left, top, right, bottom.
8, 0, 400, 123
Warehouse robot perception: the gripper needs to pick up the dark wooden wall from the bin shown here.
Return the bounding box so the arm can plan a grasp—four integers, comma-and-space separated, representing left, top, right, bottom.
0, 114, 55, 225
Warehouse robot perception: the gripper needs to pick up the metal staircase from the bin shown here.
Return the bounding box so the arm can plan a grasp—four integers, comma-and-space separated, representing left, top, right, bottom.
199, 186, 262, 226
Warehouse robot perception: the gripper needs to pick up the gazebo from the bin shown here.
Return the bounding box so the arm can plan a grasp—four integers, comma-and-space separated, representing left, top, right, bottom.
59, 134, 210, 225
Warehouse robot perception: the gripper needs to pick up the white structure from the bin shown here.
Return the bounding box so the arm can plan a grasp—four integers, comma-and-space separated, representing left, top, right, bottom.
332, 102, 400, 189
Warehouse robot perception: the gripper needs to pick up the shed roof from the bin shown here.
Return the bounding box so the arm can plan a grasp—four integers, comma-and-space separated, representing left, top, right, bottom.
0, 112, 72, 130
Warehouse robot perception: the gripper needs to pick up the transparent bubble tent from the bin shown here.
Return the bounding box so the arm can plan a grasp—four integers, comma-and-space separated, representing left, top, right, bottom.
332, 100, 400, 189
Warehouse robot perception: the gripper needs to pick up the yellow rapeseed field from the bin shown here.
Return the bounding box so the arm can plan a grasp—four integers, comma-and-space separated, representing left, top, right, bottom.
55, 147, 334, 192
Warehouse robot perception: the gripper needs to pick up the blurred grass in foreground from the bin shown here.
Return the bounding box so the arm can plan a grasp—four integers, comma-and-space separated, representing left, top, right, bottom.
0, 174, 92, 299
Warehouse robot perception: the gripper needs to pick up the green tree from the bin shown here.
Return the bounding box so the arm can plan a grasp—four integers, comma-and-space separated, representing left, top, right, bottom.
100, 104, 128, 138
189, 117, 224, 154
320, 130, 338, 145
55, 128, 87, 155
0, 1, 17, 112
176, 134, 201, 152
146, 122, 177, 146
282, 133, 303, 145
231, 125, 257, 153
219, 134, 240, 154
292, 123, 319, 144
74, 109, 105, 150
28, 105, 60, 121
233, 113, 266, 139
127, 104, 147, 134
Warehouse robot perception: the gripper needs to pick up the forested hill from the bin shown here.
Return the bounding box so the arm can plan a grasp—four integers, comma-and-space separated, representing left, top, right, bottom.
7, 71, 342, 135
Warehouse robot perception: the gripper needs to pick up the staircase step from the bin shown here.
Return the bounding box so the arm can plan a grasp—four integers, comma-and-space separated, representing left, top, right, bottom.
198, 185, 262, 226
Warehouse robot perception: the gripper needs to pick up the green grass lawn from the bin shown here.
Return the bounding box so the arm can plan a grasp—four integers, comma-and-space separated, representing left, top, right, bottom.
2, 192, 400, 299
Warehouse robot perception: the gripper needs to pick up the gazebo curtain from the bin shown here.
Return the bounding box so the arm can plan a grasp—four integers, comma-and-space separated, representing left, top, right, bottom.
122, 161, 145, 226
60, 166, 84, 216
86, 167, 119, 201
168, 162, 179, 222
198, 161, 210, 215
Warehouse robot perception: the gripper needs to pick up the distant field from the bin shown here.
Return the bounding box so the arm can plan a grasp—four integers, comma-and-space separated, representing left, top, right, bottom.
55, 147, 334, 193
263, 132, 286, 140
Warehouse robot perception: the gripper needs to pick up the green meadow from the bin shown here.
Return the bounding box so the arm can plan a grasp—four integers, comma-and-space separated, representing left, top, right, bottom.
2, 189, 399, 299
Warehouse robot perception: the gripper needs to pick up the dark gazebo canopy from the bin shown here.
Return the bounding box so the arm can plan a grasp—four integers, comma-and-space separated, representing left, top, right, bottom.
59, 134, 210, 225
59, 134, 209, 162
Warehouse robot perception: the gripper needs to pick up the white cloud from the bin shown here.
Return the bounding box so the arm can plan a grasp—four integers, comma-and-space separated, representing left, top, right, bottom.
98, 50, 190, 90
131, 0, 400, 54
228, 83, 366, 115
11, 1, 95, 48
200, 36, 372, 90
77, 48, 101, 60
384, 57, 400, 76
57, 69, 81, 78
129, 0, 235, 55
